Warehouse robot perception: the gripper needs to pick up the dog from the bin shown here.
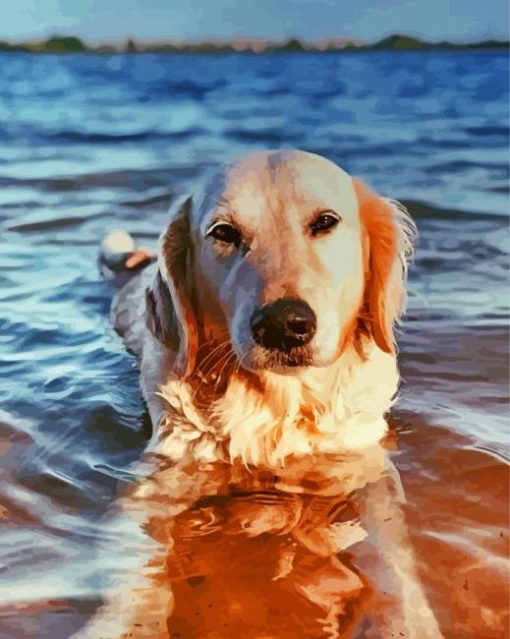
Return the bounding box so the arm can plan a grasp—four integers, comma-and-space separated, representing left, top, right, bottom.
76, 150, 443, 638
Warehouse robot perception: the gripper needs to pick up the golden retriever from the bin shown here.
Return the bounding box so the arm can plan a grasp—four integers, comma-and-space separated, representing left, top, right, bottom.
76, 150, 443, 638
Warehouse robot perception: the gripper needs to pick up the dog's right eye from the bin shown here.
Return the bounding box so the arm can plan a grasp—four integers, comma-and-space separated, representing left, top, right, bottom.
207, 223, 241, 247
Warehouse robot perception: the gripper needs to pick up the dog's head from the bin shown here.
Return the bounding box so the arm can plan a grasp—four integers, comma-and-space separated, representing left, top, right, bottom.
151, 150, 415, 379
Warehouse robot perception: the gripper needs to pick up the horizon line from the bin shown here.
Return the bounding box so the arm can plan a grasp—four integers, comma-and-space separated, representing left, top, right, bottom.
2, 31, 509, 48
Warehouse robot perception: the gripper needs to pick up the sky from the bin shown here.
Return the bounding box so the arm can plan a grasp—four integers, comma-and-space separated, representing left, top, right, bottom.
2, 0, 509, 44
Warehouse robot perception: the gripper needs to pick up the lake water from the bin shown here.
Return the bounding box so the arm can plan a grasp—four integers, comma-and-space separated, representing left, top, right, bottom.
0, 51, 508, 638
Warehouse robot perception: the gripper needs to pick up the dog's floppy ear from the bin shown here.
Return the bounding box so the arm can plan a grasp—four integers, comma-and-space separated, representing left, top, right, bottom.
353, 179, 416, 353
145, 270, 179, 351
146, 196, 201, 377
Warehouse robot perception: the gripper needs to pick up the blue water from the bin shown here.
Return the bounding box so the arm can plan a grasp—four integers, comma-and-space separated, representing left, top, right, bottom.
0, 51, 508, 638
0, 52, 508, 212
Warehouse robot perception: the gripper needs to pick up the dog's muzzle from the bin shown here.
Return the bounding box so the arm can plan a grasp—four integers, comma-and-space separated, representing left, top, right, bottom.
250, 298, 317, 353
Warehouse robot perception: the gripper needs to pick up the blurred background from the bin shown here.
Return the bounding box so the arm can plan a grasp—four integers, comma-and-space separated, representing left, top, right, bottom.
0, 1, 508, 638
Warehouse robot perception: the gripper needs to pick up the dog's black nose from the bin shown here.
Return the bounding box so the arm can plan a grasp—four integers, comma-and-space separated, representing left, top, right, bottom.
250, 299, 317, 352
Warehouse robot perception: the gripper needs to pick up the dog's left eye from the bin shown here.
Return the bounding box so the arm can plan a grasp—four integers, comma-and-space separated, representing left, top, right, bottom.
207, 223, 242, 247
310, 211, 340, 235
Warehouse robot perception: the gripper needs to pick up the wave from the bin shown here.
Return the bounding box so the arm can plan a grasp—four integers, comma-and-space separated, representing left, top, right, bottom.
41, 126, 207, 144
402, 199, 508, 219
7, 214, 95, 232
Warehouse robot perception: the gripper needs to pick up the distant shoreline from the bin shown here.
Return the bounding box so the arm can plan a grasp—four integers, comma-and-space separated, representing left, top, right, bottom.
0, 33, 508, 54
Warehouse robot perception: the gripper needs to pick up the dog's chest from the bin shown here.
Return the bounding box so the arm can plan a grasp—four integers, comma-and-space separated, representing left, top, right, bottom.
155, 344, 399, 468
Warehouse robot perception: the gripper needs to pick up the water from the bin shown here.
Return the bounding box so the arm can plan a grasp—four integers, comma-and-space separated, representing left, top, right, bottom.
0, 51, 508, 638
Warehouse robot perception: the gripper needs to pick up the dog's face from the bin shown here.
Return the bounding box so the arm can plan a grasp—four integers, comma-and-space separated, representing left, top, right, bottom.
194, 151, 365, 371
156, 150, 414, 377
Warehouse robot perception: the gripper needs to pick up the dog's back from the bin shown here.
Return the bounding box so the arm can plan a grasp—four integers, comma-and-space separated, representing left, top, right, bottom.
99, 229, 157, 356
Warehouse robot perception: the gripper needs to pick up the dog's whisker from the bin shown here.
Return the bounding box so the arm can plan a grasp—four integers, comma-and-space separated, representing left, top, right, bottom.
213, 350, 237, 394
191, 344, 236, 404
196, 339, 232, 376
210, 349, 236, 388
192, 339, 232, 390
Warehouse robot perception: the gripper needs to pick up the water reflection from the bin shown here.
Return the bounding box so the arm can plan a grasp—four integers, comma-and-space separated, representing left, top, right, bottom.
79, 445, 441, 638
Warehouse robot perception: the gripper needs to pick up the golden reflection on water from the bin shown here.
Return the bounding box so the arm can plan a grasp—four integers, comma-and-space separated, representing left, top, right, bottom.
82, 445, 446, 639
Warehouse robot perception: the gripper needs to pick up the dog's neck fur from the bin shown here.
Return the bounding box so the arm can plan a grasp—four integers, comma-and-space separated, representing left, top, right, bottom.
155, 339, 400, 469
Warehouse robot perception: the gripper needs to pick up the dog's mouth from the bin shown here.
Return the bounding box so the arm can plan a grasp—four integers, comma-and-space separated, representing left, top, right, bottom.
245, 344, 314, 371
